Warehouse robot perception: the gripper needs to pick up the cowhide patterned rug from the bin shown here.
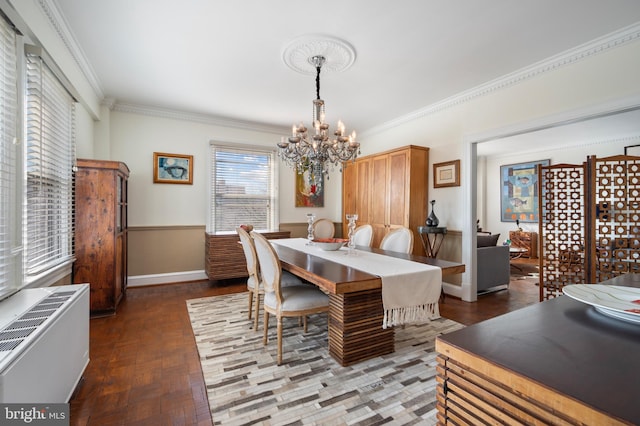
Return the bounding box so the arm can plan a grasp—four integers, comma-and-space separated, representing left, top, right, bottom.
187, 292, 464, 425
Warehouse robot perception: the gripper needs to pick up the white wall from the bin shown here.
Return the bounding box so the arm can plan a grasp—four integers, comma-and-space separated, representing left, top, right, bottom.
109, 110, 343, 227
74, 105, 95, 159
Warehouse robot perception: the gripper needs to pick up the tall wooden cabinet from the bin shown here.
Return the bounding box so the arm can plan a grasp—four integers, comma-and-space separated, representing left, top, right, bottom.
342, 145, 429, 256
73, 159, 129, 315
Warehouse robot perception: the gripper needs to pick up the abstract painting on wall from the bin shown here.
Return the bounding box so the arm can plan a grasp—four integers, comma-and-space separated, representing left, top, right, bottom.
295, 163, 324, 207
500, 159, 549, 222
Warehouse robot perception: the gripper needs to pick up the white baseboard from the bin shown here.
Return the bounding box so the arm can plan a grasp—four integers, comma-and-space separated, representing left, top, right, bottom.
127, 270, 208, 287
442, 281, 463, 299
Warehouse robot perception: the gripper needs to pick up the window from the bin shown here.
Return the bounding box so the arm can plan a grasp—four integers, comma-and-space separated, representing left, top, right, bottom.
208, 144, 278, 233
24, 50, 75, 283
0, 15, 18, 299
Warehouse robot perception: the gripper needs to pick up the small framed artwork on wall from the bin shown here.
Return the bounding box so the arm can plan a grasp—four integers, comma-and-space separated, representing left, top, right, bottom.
433, 160, 460, 188
153, 152, 193, 184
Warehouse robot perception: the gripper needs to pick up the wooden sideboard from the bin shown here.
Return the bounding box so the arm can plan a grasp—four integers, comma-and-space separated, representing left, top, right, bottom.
435, 285, 640, 425
205, 231, 290, 281
509, 230, 538, 258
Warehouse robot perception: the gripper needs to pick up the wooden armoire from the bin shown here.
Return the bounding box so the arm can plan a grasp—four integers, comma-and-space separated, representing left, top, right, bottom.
342, 145, 429, 256
74, 159, 130, 315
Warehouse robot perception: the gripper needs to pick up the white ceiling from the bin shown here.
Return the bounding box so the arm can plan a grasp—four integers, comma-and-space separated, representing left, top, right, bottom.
53, 0, 640, 136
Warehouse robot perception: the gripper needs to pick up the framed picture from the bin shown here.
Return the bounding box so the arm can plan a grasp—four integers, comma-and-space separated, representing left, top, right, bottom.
625, 144, 640, 156
153, 152, 193, 184
295, 161, 324, 207
500, 159, 550, 222
433, 160, 460, 188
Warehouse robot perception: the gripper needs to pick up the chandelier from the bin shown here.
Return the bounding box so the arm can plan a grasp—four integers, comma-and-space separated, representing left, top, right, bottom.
277, 55, 360, 191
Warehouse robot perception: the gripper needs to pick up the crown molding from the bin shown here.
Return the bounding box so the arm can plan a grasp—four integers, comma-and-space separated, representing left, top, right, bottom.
39, 0, 104, 99
363, 22, 640, 137
112, 102, 287, 135
484, 135, 640, 161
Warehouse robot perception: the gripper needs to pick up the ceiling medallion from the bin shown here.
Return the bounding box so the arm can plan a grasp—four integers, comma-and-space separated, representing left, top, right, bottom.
282, 35, 356, 75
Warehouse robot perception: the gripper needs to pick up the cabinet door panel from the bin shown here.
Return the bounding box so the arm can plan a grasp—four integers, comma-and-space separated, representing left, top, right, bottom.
370, 157, 389, 247
388, 151, 408, 227
342, 161, 357, 237
355, 159, 371, 223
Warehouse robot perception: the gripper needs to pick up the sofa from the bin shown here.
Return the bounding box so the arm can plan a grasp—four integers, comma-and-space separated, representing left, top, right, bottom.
477, 234, 511, 293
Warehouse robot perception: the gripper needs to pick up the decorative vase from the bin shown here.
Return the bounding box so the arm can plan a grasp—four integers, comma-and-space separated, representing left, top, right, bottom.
426, 200, 439, 227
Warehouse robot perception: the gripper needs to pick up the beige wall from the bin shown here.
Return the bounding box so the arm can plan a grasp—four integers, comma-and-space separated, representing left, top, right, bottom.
128, 226, 207, 276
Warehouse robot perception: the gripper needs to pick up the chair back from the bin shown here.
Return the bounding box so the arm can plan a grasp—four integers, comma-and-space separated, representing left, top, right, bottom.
353, 224, 373, 247
251, 232, 283, 301
237, 227, 259, 285
313, 219, 335, 239
380, 227, 414, 254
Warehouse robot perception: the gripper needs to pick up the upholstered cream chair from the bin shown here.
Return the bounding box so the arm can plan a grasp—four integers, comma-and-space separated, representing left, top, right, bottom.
380, 227, 414, 254
236, 227, 303, 331
251, 231, 329, 365
352, 224, 373, 247
312, 218, 335, 239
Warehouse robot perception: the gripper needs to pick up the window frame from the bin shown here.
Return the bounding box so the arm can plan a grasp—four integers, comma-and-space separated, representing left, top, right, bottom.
208, 143, 279, 234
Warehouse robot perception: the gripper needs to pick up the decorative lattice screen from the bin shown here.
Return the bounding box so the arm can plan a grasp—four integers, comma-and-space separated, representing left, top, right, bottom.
540, 163, 586, 300
539, 155, 640, 301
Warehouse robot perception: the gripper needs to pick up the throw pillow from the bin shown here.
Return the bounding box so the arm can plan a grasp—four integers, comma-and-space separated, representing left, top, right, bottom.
477, 233, 500, 247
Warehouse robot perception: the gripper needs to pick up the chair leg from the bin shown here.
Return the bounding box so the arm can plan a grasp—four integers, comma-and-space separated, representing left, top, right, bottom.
247, 290, 253, 320
263, 311, 269, 345
303, 316, 308, 333
253, 291, 260, 331
277, 316, 283, 365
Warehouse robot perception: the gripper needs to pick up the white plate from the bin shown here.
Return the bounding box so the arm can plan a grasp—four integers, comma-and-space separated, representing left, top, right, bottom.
562, 284, 640, 324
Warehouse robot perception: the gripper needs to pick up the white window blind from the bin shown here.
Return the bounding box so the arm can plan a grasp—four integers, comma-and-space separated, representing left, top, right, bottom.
0, 16, 18, 299
24, 52, 75, 281
209, 144, 278, 233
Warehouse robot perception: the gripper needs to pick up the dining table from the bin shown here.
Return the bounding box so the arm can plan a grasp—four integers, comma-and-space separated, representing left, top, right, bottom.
270, 238, 465, 366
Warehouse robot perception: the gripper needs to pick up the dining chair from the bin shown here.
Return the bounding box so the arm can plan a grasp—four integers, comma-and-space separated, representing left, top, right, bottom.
251, 231, 330, 365
380, 227, 414, 254
236, 227, 304, 331
312, 218, 335, 239
352, 224, 373, 247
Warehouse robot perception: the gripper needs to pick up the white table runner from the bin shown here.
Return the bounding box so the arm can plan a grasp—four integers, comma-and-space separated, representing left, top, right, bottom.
271, 238, 442, 328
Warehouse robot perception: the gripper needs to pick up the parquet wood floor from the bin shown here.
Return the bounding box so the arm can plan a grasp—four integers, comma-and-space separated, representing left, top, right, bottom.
69, 265, 538, 425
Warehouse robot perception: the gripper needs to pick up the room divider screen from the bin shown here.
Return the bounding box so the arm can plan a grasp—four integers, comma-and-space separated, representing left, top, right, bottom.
539, 155, 640, 300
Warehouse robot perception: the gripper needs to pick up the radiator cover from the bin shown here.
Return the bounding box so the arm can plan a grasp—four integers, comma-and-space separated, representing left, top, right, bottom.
0, 284, 89, 403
